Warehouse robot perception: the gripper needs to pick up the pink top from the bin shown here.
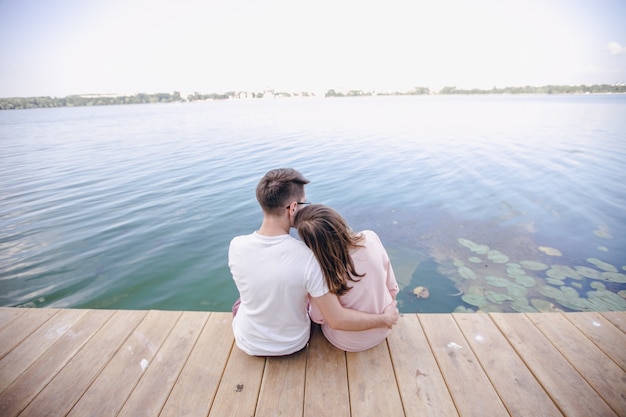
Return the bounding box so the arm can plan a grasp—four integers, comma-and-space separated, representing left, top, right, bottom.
309, 230, 399, 352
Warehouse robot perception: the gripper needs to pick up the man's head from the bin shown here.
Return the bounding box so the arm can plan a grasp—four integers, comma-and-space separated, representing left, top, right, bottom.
256, 168, 310, 216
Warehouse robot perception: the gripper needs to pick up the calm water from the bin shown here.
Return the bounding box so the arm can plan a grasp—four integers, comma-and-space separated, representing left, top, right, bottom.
1, 95, 625, 313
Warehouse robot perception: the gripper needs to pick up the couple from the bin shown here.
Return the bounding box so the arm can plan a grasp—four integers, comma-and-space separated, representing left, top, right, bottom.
228, 168, 399, 356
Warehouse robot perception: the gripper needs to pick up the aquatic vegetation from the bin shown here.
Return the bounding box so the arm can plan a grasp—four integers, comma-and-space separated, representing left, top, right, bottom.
461, 293, 488, 307
574, 266, 601, 279
505, 263, 526, 278
586, 258, 618, 273
598, 246, 608, 252
458, 266, 477, 280
520, 260, 549, 271
538, 285, 564, 299
546, 265, 582, 280
530, 299, 563, 312
446, 234, 626, 313
486, 291, 515, 304
487, 250, 509, 263
453, 306, 475, 313
538, 246, 562, 256
485, 275, 510, 287
413, 286, 430, 298
514, 274, 536, 288
546, 278, 566, 286
457, 238, 489, 254
586, 285, 626, 310
598, 272, 626, 283
510, 302, 536, 313
506, 282, 528, 298
593, 226, 612, 239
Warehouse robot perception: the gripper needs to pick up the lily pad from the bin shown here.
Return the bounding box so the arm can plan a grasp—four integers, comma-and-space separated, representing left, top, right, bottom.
458, 266, 477, 280
586, 288, 626, 310
530, 299, 563, 312
457, 238, 489, 254
593, 226, 612, 239
485, 275, 510, 288
618, 290, 626, 299
599, 272, 626, 283
510, 302, 537, 313
453, 306, 475, 313
546, 265, 582, 280
468, 257, 483, 263
538, 285, 564, 300
453, 258, 465, 267
575, 266, 600, 279
587, 258, 618, 273
477, 304, 503, 313
506, 283, 528, 297
515, 275, 536, 288
539, 246, 562, 256
461, 294, 488, 307
520, 260, 548, 271
505, 265, 527, 279
487, 250, 509, 264
545, 278, 565, 286
486, 292, 515, 304
589, 281, 605, 290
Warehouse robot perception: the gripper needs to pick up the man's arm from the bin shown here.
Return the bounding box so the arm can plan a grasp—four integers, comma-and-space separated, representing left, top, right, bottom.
310, 292, 399, 331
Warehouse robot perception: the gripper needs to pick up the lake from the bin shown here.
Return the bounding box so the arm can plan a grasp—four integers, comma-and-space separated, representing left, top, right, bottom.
1, 94, 625, 313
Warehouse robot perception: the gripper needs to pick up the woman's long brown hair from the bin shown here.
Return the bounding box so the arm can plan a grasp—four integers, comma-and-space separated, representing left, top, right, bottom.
294, 204, 364, 296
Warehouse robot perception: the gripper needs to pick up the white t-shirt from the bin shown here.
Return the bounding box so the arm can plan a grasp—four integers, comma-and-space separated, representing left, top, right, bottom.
228, 232, 328, 356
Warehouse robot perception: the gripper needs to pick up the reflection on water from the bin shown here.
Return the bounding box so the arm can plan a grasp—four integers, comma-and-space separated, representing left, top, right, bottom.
1, 95, 625, 312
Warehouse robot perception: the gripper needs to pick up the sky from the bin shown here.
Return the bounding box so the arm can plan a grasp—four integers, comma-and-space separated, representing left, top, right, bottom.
1, 0, 625, 98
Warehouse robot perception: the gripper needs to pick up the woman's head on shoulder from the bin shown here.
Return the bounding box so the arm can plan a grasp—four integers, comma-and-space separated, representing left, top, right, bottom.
294, 204, 364, 295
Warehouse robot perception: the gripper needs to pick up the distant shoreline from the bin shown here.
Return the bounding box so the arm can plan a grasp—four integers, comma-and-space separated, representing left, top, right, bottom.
1, 84, 625, 110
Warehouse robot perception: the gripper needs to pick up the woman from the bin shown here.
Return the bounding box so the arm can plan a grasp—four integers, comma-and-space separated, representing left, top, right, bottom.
294, 204, 399, 352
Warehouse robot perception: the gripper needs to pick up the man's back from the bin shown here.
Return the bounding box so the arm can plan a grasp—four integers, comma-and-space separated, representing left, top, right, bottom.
228, 232, 327, 356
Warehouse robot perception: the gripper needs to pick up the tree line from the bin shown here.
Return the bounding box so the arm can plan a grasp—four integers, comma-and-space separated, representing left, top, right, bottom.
1, 84, 625, 110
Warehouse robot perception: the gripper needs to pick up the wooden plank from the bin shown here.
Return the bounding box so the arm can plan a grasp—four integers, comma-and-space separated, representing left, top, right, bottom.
419, 314, 508, 417
207, 346, 266, 417
0, 309, 114, 417
0, 308, 86, 392
18, 310, 147, 417
564, 312, 626, 371
256, 346, 308, 416
346, 339, 404, 417
66, 310, 181, 417
491, 313, 618, 417
0, 307, 27, 331
160, 312, 234, 417
454, 313, 563, 417
601, 311, 626, 333
387, 314, 458, 417
527, 313, 626, 416
0, 308, 58, 360
304, 324, 350, 417
117, 311, 210, 417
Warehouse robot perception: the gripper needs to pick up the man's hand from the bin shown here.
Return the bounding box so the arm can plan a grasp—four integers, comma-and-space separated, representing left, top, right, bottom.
383, 300, 400, 328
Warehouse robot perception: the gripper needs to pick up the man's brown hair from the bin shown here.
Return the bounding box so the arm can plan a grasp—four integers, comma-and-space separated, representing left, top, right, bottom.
256, 168, 309, 215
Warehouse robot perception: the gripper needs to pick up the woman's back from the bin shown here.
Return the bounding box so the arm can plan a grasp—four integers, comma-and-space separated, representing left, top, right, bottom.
309, 230, 399, 352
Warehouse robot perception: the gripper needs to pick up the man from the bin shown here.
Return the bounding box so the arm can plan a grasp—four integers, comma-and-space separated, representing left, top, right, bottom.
228, 168, 399, 356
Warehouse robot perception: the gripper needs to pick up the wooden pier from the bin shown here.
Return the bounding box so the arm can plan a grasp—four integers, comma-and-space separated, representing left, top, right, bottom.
0, 307, 624, 417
